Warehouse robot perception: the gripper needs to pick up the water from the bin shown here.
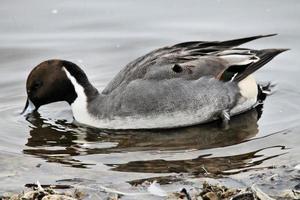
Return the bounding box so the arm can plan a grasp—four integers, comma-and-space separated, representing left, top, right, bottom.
0, 0, 299, 198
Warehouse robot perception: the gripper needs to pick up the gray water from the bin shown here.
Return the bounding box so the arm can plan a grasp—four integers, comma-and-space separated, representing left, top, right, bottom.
0, 0, 299, 198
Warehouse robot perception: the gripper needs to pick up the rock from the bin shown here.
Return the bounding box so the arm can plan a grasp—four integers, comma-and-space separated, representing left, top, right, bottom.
1, 193, 21, 200
281, 189, 300, 199
231, 192, 255, 200
166, 192, 185, 200
41, 194, 77, 200
251, 184, 275, 200
74, 189, 85, 199
200, 181, 240, 200
22, 190, 45, 199
203, 192, 218, 200
221, 188, 239, 198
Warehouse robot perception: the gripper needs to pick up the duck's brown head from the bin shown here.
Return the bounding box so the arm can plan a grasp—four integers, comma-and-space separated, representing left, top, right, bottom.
22, 59, 97, 114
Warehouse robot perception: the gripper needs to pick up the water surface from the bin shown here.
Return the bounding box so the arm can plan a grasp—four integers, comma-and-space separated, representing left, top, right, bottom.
0, 0, 299, 198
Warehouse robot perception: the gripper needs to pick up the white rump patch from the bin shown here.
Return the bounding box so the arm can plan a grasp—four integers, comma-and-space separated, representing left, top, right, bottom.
238, 75, 258, 99
230, 75, 258, 115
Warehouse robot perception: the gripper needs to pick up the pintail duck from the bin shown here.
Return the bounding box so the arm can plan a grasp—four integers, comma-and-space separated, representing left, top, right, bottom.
22, 34, 287, 129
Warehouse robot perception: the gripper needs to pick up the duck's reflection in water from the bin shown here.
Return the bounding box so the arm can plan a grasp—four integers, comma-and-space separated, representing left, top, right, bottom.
108, 145, 285, 176
23, 105, 286, 175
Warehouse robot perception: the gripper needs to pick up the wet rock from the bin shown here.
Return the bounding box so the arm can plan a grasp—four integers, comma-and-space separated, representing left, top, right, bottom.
200, 181, 240, 199
41, 194, 76, 200
251, 184, 275, 200
0, 193, 21, 200
22, 190, 46, 199
10, 194, 22, 200
0, 184, 85, 200
221, 188, 238, 198
231, 192, 255, 200
167, 188, 202, 200
73, 189, 85, 199
203, 192, 218, 200
166, 192, 187, 200
281, 189, 300, 199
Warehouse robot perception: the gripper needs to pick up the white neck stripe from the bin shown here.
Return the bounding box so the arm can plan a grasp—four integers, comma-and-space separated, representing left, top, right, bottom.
63, 67, 98, 125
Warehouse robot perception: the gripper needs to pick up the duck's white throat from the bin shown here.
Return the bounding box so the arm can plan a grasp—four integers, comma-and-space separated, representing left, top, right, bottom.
63, 67, 99, 125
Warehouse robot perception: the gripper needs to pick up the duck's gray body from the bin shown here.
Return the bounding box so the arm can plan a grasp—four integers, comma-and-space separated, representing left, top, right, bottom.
24, 34, 287, 129
86, 77, 239, 129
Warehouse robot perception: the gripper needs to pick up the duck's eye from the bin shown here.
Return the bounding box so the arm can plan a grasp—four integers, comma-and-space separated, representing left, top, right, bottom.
172, 64, 183, 73
32, 81, 43, 90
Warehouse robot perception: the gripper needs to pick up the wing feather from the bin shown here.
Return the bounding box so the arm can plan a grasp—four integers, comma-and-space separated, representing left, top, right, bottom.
102, 34, 283, 94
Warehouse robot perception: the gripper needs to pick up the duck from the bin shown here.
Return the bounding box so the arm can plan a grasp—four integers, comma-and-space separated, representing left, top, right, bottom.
22, 34, 287, 129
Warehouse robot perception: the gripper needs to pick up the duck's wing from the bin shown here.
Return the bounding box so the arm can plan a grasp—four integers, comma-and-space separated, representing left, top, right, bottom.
102, 34, 283, 94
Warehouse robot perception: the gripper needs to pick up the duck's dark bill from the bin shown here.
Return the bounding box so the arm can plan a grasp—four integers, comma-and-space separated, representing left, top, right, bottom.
21, 98, 36, 115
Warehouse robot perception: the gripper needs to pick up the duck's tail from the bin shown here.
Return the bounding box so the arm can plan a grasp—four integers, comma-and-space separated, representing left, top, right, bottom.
234, 48, 289, 82
220, 48, 289, 82
219, 34, 278, 47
